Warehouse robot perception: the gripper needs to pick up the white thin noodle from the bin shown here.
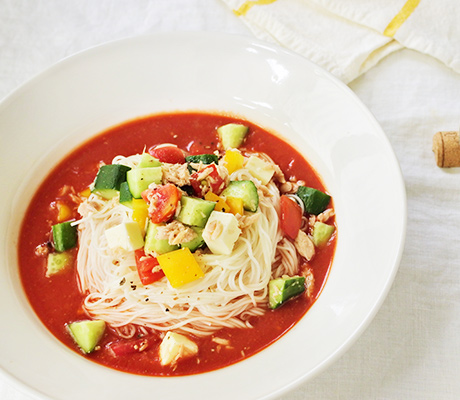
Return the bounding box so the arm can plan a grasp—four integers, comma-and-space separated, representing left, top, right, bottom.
76, 157, 297, 337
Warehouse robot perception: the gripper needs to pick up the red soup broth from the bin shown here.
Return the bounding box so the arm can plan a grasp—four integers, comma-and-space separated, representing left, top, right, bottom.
18, 112, 336, 376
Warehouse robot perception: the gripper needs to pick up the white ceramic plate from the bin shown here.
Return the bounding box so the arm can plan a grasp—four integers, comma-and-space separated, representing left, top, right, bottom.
0, 32, 406, 400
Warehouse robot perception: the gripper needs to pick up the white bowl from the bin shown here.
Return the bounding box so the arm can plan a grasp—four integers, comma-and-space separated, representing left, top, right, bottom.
0, 32, 406, 400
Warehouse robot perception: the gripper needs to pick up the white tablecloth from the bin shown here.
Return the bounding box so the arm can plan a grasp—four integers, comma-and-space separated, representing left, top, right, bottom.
1, 1, 459, 399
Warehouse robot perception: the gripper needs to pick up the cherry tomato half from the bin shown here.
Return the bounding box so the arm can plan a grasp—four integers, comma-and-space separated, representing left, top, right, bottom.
143, 184, 182, 224
148, 145, 185, 164
279, 195, 303, 240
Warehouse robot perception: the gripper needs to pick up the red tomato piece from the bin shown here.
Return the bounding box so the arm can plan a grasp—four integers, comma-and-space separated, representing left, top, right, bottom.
280, 195, 303, 240
106, 337, 152, 356
190, 164, 226, 196
148, 145, 185, 164
135, 248, 165, 285
143, 184, 182, 224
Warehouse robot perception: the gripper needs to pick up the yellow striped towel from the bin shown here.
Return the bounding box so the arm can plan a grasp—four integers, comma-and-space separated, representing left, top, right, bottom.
222, 0, 460, 83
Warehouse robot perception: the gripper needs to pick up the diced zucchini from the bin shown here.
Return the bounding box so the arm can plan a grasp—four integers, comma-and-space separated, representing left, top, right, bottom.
202, 211, 241, 255
180, 227, 205, 252
52, 221, 78, 252
126, 166, 162, 198
67, 320, 106, 354
221, 180, 259, 212
185, 154, 218, 173
104, 222, 144, 251
312, 222, 335, 246
119, 181, 133, 207
46, 251, 73, 277
138, 152, 161, 168
176, 196, 216, 228
157, 248, 204, 288
245, 156, 275, 185
268, 276, 306, 309
92, 164, 131, 200
217, 123, 249, 150
296, 186, 331, 215
144, 221, 179, 255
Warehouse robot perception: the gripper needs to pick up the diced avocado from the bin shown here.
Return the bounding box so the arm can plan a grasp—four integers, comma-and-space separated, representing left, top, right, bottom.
144, 221, 179, 255
104, 222, 144, 251
119, 181, 133, 207
268, 276, 306, 309
46, 251, 73, 277
92, 164, 131, 200
221, 180, 259, 212
176, 196, 216, 228
67, 320, 106, 354
217, 123, 249, 150
180, 227, 205, 252
52, 221, 78, 252
296, 186, 331, 215
312, 222, 335, 247
138, 152, 162, 168
126, 166, 162, 198
202, 211, 241, 255
245, 156, 275, 185
185, 154, 218, 173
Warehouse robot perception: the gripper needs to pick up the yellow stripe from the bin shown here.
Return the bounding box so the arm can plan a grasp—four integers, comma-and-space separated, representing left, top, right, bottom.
234, 0, 279, 17
383, 0, 421, 37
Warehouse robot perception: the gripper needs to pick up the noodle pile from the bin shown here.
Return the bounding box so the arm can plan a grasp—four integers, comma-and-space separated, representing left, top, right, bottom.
75, 155, 299, 337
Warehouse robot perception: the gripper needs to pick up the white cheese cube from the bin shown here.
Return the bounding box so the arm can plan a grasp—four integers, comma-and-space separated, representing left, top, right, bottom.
202, 211, 241, 255
104, 221, 144, 251
245, 155, 275, 185
159, 331, 198, 366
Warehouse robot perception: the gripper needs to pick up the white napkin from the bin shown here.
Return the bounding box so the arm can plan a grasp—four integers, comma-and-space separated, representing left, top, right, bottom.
222, 0, 460, 83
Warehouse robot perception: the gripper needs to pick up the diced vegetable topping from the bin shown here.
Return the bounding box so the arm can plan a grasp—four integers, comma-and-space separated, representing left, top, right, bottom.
217, 123, 249, 150
52, 221, 78, 252
185, 154, 219, 167
157, 247, 204, 288
221, 180, 259, 212
46, 251, 73, 277
180, 227, 205, 252
204, 192, 230, 213
92, 164, 131, 200
67, 320, 106, 354
144, 222, 179, 255
149, 145, 185, 164
296, 186, 331, 215
143, 183, 182, 224
126, 167, 162, 198
268, 276, 306, 309
312, 222, 335, 246
131, 198, 149, 233
134, 248, 165, 285
279, 195, 302, 240
222, 149, 244, 174
225, 196, 244, 215
190, 163, 227, 196
119, 181, 133, 207
176, 196, 216, 228
138, 152, 162, 168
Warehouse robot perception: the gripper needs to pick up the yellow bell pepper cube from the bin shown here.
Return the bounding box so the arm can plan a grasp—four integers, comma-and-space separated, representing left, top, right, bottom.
57, 201, 72, 222
204, 192, 230, 213
79, 187, 92, 198
222, 149, 244, 175
157, 248, 204, 288
132, 198, 149, 234
226, 196, 244, 215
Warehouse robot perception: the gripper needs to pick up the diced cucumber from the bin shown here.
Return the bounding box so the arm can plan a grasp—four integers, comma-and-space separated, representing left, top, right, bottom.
67, 320, 106, 354
245, 156, 275, 185
52, 221, 78, 252
144, 221, 179, 255
92, 164, 131, 200
119, 181, 133, 207
268, 276, 306, 309
126, 166, 162, 198
312, 222, 335, 246
138, 152, 161, 168
185, 154, 218, 173
46, 251, 73, 277
296, 186, 331, 215
221, 180, 259, 212
180, 227, 205, 252
176, 196, 216, 228
217, 123, 249, 150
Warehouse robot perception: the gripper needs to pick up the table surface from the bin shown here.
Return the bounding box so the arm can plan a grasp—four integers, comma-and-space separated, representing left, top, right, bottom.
1, 1, 459, 399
